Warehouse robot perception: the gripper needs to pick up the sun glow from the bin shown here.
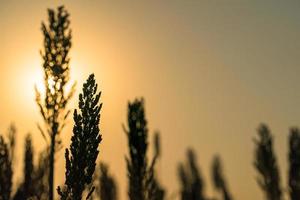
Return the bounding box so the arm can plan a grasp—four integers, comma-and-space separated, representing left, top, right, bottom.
14, 54, 78, 112
16, 57, 44, 101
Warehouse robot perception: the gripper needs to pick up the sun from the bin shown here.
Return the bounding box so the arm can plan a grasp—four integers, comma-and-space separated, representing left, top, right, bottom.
19, 57, 79, 101
15, 56, 42, 98
12, 50, 83, 120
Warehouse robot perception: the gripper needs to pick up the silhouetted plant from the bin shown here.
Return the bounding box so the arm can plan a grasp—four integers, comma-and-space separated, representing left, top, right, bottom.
124, 99, 164, 200
97, 162, 118, 200
35, 5, 75, 200
13, 149, 50, 200
146, 132, 165, 200
188, 149, 205, 200
57, 74, 102, 200
178, 163, 190, 200
24, 134, 35, 198
7, 123, 16, 164
125, 99, 148, 200
33, 149, 50, 200
289, 128, 300, 200
0, 135, 12, 200
146, 175, 165, 200
254, 124, 282, 200
24, 135, 34, 197
211, 155, 233, 200
6, 124, 16, 198
177, 149, 205, 200
13, 134, 35, 199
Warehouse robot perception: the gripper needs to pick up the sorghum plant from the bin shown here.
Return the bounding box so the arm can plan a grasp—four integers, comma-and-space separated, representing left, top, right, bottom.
125, 100, 165, 200
289, 128, 300, 200
146, 132, 165, 200
254, 124, 282, 200
57, 74, 102, 200
35, 5, 75, 200
211, 155, 233, 200
125, 99, 148, 200
0, 135, 12, 200
177, 149, 205, 200
13, 134, 35, 199
98, 162, 117, 200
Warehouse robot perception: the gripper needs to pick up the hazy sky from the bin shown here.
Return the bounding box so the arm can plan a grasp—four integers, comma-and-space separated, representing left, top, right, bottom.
1, 1, 300, 200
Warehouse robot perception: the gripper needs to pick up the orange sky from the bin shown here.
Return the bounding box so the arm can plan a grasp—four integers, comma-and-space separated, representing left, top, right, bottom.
1, 1, 300, 200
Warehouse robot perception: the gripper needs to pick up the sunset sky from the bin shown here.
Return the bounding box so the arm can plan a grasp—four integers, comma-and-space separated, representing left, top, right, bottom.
1, 1, 300, 200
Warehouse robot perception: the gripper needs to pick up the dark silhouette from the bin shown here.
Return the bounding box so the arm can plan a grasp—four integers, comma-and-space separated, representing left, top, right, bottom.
97, 162, 118, 200
177, 149, 205, 200
211, 155, 233, 200
289, 128, 300, 200
178, 163, 189, 200
13, 134, 35, 199
32, 149, 50, 199
254, 124, 282, 200
124, 99, 164, 200
0, 135, 12, 200
57, 74, 102, 200
146, 132, 165, 200
2, 124, 16, 200
125, 99, 148, 200
7, 124, 16, 165
23, 135, 34, 198
35, 6, 75, 200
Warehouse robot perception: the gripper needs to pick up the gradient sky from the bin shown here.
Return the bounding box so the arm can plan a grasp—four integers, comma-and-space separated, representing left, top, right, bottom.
1, 1, 300, 200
